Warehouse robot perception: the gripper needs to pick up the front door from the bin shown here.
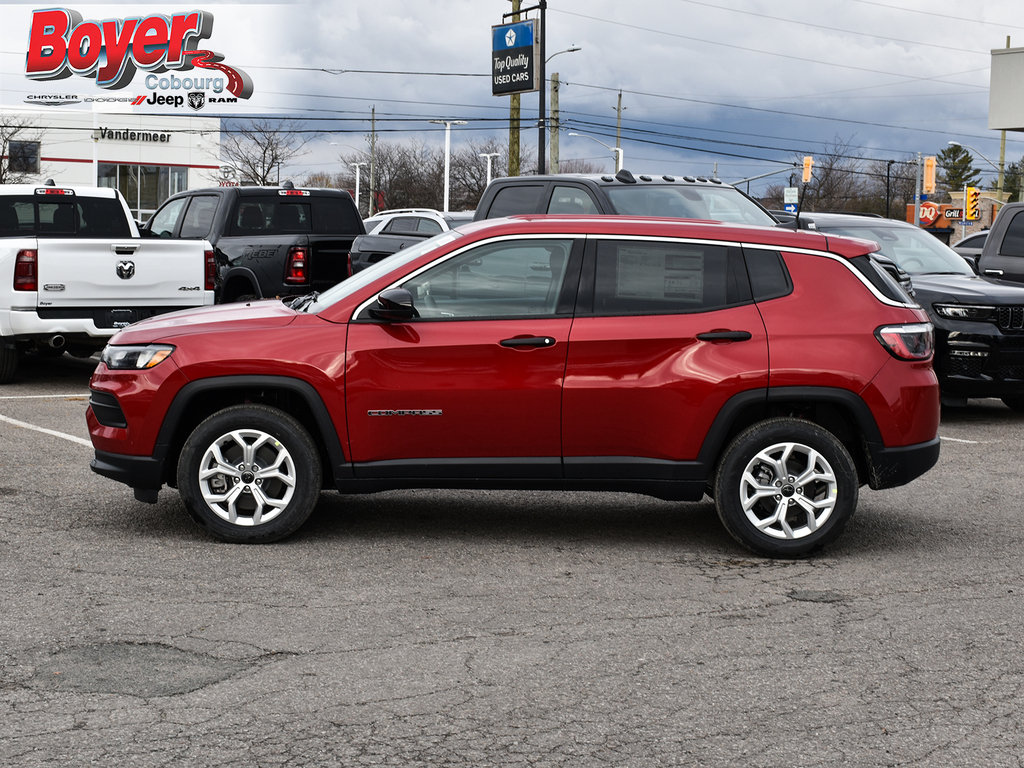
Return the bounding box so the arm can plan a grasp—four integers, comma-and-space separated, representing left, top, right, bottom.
345, 236, 582, 478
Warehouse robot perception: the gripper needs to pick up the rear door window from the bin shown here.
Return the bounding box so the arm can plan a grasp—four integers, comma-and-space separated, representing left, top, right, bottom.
485, 184, 546, 218
587, 239, 751, 315
179, 195, 219, 238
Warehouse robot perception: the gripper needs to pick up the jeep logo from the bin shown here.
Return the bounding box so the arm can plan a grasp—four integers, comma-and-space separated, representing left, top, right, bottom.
116, 261, 135, 280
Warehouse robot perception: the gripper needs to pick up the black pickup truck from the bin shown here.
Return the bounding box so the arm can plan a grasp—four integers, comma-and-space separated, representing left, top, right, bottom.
473, 169, 779, 226
970, 202, 1024, 283
142, 184, 364, 302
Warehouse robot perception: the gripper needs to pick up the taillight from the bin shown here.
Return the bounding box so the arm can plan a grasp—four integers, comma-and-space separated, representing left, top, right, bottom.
14, 249, 37, 291
875, 323, 934, 361
204, 249, 216, 291
284, 246, 308, 285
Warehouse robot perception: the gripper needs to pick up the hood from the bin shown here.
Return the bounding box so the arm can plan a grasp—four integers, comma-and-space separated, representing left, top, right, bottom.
110, 299, 299, 344
910, 273, 1024, 305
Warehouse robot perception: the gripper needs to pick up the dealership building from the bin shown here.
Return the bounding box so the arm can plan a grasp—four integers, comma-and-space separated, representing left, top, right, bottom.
4, 106, 223, 220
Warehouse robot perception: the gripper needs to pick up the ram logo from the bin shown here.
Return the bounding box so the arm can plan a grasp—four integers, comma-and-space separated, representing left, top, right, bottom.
116, 261, 136, 280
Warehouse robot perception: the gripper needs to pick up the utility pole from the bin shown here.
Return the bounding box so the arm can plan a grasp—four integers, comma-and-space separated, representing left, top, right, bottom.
536, 0, 547, 174
550, 72, 560, 173
614, 90, 624, 151
368, 106, 376, 215
508, 0, 521, 177
914, 152, 922, 227
999, 35, 1011, 199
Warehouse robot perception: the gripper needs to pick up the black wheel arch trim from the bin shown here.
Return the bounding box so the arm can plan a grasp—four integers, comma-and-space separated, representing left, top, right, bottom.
695, 386, 885, 468
153, 375, 350, 484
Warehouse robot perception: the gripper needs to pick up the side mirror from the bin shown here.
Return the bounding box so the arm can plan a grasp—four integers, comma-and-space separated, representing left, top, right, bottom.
369, 288, 419, 321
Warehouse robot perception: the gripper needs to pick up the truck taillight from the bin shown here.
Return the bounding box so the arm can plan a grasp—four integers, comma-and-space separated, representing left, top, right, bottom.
14, 249, 37, 291
204, 249, 216, 291
284, 246, 308, 285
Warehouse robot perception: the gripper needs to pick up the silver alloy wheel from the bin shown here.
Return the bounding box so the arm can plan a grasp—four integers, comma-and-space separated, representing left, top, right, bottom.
197, 428, 297, 527
738, 441, 838, 540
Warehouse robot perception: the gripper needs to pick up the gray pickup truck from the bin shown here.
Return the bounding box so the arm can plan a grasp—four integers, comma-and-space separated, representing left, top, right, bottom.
970, 202, 1024, 282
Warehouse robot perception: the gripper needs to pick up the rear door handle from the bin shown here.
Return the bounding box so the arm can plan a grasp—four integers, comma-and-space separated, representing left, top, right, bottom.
696, 330, 752, 342
500, 336, 556, 349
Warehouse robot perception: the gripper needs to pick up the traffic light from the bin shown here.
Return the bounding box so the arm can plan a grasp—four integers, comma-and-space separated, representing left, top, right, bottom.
802, 156, 814, 183
965, 186, 981, 220
923, 156, 936, 194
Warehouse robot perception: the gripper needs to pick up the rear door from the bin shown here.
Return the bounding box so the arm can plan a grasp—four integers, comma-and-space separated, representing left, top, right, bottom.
562, 236, 769, 475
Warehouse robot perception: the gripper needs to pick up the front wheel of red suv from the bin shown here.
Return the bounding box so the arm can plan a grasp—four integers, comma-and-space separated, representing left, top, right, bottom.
176, 405, 322, 543
713, 418, 858, 558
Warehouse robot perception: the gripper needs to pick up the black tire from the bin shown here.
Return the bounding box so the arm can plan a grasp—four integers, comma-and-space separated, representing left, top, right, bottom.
176, 404, 322, 543
713, 418, 858, 558
1001, 396, 1024, 413
0, 344, 19, 384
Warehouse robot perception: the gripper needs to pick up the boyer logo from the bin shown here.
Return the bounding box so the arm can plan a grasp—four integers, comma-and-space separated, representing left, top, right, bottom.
24, 8, 253, 100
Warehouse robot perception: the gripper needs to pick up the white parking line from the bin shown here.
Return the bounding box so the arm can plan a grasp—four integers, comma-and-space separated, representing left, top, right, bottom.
0, 413, 92, 447
0, 393, 89, 400
940, 436, 980, 444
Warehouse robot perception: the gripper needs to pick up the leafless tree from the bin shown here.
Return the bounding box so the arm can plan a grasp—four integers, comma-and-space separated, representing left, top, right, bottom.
221, 119, 309, 186
0, 115, 45, 184
801, 137, 868, 212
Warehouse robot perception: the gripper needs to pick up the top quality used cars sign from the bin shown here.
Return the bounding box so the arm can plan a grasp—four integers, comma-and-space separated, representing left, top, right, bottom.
24, 8, 253, 101
491, 19, 538, 97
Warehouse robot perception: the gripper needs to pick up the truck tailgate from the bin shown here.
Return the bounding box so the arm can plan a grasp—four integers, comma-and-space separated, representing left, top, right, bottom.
35, 239, 212, 308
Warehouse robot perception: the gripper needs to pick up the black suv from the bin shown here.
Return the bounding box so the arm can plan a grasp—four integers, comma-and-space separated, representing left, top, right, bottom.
808, 212, 1024, 410
474, 169, 779, 226
143, 185, 364, 302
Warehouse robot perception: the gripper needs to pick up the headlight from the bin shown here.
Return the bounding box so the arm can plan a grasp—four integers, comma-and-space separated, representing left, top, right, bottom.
100, 344, 175, 369
933, 304, 997, 321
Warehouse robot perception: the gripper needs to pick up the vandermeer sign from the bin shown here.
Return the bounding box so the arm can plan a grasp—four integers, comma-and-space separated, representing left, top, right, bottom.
491, 20, 538, 96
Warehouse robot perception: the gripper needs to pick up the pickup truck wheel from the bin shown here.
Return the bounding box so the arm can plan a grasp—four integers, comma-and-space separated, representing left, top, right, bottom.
714, 418, 858, 558
0, 344, 19, 384
176, 405, 322, 543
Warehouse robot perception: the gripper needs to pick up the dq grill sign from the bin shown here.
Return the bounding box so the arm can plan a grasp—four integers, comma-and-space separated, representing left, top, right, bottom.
24, 8, 252, 98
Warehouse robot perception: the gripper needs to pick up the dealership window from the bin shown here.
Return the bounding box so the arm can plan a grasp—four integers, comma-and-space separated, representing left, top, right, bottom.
9, 141, 40, 174
98, 163, 187, 221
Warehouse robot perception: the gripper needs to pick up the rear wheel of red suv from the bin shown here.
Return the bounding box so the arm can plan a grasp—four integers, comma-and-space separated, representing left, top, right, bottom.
713, 418, 858, 557
176, 404, 322, 543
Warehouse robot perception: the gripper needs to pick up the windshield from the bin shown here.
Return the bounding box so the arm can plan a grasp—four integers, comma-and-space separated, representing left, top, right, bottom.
604, 184, 777, 226
306, 230, 464, 312
816, 222, 973, 276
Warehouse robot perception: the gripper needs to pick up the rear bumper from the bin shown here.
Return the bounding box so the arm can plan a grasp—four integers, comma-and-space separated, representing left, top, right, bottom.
866, 436, 941, 490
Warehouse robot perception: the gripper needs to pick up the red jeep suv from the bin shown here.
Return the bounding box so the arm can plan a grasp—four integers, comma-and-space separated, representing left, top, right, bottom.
87, 216, 940, 557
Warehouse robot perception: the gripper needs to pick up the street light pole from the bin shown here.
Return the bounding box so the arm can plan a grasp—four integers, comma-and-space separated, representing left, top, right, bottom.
545, 46, 581, 174
350, 162, 366, 215
431, 119, 467, 212
948, 140, 1004, 196
479, 152, 500, 186
567, 132, 623, 172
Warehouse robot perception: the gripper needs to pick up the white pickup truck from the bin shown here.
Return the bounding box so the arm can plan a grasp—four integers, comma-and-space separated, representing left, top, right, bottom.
0, 183, 215, 383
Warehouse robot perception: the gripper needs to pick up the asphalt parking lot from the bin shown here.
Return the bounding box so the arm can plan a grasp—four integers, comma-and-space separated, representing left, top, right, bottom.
3, 352, 1024, 767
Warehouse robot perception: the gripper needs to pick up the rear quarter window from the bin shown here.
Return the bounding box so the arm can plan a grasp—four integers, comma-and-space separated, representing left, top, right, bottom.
744, 248, 792, 301
849, 254, 913, 303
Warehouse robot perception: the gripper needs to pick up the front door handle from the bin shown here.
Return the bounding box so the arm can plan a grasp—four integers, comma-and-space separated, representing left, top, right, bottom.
985, 269, 1005, 276
500, 336, 556, 349
696, 330, 752, 342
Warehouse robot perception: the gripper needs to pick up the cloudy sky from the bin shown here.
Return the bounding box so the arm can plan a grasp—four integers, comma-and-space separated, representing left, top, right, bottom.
2, 0, 1021, 193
